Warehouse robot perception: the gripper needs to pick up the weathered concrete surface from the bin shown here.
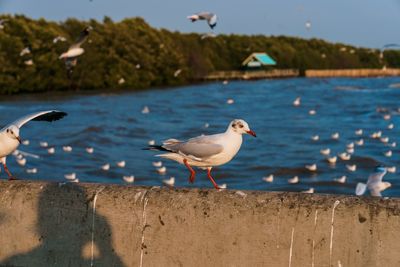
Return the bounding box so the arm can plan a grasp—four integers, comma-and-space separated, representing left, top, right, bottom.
0, 181, 400, 267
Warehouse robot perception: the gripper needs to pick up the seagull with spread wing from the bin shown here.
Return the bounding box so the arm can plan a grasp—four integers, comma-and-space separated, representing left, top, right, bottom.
146, 119, 256, 189
187, 12, 217, 29
59, 26, 92, 68
0, 110, 67, 180
355, 166, 391, 197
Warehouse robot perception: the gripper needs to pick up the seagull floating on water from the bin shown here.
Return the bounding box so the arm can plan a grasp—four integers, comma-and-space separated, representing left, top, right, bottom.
101, 163, 110, 171
356, 166, 390, 197
308, 110, 316, 115
47, 147, 55, 154
388, 123, 394, 130
331, 132, 340, 140
63, 146, 72, 152
346, 164, 357, 172
40, 141, 48, 148
0, 110, 67, 180
293, 97, 301, 107
355, 129, 363, 136
163, 176, 175, 186
226, 99, 234, 104
320, 148, 330, 156
311, 135, 319, 141
338, 152, 351, 161
16, 157, 26, 166
305, 164, 317, 171
327, 156, 337, 164
146, 119, 256, 189
355, 139, 364, 146
152, 161, 163, 167
302, 188, 314, 194
387, 166, 396, 173
288, 176, 299, 184
86, 147, 94, 154
384, 150, 392, 157
26, 168, 37, 174
157, 166, 167, 174
116, 160, 126, 168
64, 173, 76, 180
262, 174, 274, 183
142, 106, 150, 114
334, 176, 347, 183
22, 140, 30, 146
123, 175, 135, 183
187, 12, 217, 29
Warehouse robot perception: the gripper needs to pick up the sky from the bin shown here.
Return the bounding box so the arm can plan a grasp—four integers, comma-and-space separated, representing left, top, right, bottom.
1, 0, 400, 48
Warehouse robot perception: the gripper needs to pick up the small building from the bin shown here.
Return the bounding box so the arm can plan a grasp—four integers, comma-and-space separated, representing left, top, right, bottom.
241, 52, 277, 69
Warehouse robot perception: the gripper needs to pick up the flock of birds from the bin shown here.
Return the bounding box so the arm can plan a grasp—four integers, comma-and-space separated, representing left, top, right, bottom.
258, 95, 397, 197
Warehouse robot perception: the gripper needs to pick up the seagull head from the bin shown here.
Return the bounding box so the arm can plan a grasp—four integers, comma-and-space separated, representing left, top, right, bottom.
375, 165, 387, 173
5, 125, 21, 144
229, 119, 256, 137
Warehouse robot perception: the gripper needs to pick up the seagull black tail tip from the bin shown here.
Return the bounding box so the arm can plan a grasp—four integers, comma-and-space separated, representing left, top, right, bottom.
142, 145, 169, 152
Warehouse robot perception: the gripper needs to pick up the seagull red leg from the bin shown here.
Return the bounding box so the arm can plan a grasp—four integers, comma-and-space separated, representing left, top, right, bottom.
207, 167, 220, 190
183, 159, 196, 183
3, 163, 16, 180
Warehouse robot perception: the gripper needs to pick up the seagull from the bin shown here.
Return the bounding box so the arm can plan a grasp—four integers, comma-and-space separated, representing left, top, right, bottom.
388, 123, 394, 130
47, 147, 55, 154
338, 152, 351, 161
174, 69, 182, 77
16, 157, 26, 166
387, 166, 396, 173
331, 132, 340, 140
22, 140, 30, 146
305, 164, 317, 171
40, 141, 48, 148
0, 19, 8, 30
0, 110, 67, 180
308, 110, 316, 115
346, 164, 357, 172
142, 106, 150, 114
327, 156, 337, 164
187, 12, 217, 29
380, 137, 389, 143
123, 175, 135, 183
163, 176, 175, 186
86, 147, 94, 154
288, 176, 299, 184
334, 176, 346, 183
146, 119, 256, 189
59, 26, 92, 60
226, 98, 234, 104
116, 160, 126, 168
383, 114, 391, 120
157, 166, 167, 174
356, 166, 391, 197
302, 188, 314, 194
347, 142, 354, 149
370, 131, 382, 139
355, 139, 364, 146
118, 78, 125, 85
26, 168, 37, 174
152, 161, 163, 167
311, 135, 319, 141
355, 129, 363, 136
293, 97, 301, 107
148, 140, 156, 146
320, 148, 330, 156
20, 47, 31, 57
64, 173, 76, 180
384, 150, 392, 157
101, 163, 110, 171
24, 59, 34, 66
53, 36, 67, 44
262, 174, 274, 183
346, 147, 355, 154
63, 146, 72, 152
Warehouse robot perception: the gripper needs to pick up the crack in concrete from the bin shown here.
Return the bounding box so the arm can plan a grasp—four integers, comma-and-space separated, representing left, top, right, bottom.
90, 187, 105, 267
329, 200, 340, 266
139, 190, 149, 267
289, 227, 295, 267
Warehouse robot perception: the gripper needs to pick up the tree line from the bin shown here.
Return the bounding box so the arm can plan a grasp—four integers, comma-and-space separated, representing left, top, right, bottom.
0, 14, 398, 95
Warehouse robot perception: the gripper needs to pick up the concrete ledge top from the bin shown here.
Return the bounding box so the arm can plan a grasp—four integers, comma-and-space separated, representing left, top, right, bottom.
1, 180, 400, 267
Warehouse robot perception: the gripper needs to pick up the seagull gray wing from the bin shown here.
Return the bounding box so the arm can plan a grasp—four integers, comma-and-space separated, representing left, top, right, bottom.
7, 110, 67, 129
70, 26, 91, 49
197, 12, 212, 20
162, 136, 223, 160
367, 171, 386, 184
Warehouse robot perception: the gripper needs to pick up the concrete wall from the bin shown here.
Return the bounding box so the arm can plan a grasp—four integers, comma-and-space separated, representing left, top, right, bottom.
305, 68, 400, 78
0, 181, 400, 267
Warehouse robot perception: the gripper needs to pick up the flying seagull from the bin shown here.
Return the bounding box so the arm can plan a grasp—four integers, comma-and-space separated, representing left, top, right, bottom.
0, 19, 8, 30
146, 119, 256, 189
355, 166, 391, 197
59, 26, 92, 70
187, 12, 217, 29
0, 110, 67, 180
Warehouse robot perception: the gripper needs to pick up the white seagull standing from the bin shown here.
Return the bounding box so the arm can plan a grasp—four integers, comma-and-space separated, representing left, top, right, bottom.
0, 110, 67, 180
146, 119, 256, 189
187, 12, 218, 29
356, 166, 391, 197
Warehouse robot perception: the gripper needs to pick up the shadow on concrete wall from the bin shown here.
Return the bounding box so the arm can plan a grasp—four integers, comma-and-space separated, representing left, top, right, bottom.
1, 183, 125, 267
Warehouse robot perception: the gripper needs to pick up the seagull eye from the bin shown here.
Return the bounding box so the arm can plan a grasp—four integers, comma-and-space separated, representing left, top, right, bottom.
232, 123, 236, 128
6, 129, 9, 133
239, 124, 244, 128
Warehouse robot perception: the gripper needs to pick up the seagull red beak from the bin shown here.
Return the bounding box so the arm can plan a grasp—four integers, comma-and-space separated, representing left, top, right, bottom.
246, 130, 257, 137
16, 136, 22, 144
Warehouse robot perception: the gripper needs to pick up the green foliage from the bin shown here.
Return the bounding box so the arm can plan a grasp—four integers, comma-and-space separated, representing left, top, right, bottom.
0, 15, 397, 94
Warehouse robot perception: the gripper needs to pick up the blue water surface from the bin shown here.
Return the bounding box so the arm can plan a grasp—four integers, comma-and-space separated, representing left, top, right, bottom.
1, 77, 400, 196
